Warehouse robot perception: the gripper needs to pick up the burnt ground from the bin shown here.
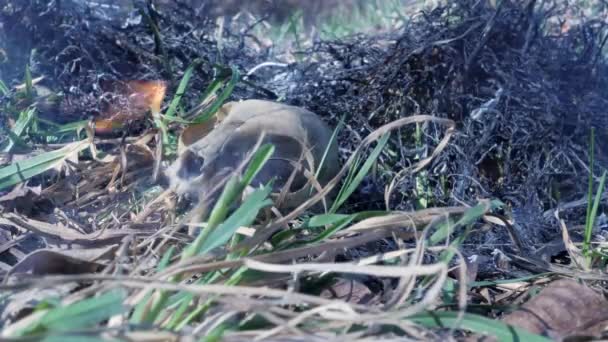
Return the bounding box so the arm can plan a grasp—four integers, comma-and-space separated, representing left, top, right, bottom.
0, 0, 608, 338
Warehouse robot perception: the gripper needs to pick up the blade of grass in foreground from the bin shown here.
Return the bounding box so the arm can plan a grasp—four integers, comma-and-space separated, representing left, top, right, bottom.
584, 170, 607, 264
0, 78, 9, 95
39, 335, 107, 342
136, 143, 274, 325
192, 66, 239, 124
584, 128, 596, 256
185, 143, 275, 258
2, 107, 36, 152
24, 64, 34, 101
429, 199, 503, 246
14, 289, 126, 337
165, 59, 201, 118
330, 132, 390, 213
308, 116, 344, 198
200, 184, 273, 254
411, 311, 551, 342
0, 139, 90, 190
35, 118, 89, 140
469, 273, 554, 287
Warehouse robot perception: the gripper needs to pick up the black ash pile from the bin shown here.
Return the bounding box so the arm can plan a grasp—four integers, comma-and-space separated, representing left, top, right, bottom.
270, 0, 608, 255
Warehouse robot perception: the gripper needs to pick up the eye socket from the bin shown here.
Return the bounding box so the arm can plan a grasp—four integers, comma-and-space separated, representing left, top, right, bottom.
178, 150, 205, 179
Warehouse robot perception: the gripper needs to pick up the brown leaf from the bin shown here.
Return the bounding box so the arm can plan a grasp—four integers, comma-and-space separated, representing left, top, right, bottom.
501, 279, 608, 339
556, 211, 588, 270
320, 278, 377, 305
6, 245, 117, 279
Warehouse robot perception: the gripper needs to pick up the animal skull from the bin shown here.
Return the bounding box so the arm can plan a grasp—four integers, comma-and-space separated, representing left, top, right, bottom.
165, 99, 340, 211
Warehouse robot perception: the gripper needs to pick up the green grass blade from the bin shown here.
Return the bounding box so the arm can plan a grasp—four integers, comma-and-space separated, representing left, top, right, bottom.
584, 170, 607, 259
157, 113, 193, 124
129, 291, 153, 324
41, 335, 111, 342
182, 177, 239, 260
186, 143, 275, 258
174, 266, 248, 330
165, 293, 195, 328
241, 144, 275, 185
330, 132, 390, 213
157, 246, 176, 272
411, 311, 551, 342
309, 116, 344, 197
429, 200, 502, 246
37, 118, 88, 133
2, 108, 36, 152
13, 108, 37, 136
316, 119, 342, 179
0, 78, 9, 95
584, 128, 595, 253
196, 77, 225, 106
470, 273, 553, 288
275, 211, 387, 249
200, 185, 273, 254
24, 64, 34, 101
165, 59, 201, 118
307, 213, 352, 227
0, 140, 90, 190
200, 324, 227, 342
304, 215, 355, 244
4, 130, 30, 152
165, 272, 222, 328
17, 289, 126, 337
192, 66, 239, 124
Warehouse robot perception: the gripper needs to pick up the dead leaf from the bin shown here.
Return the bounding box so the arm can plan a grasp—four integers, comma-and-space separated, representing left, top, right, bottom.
7, 245, 118, 284
0, 213, 155, 245
555, 210, 588, 270
320, 278, 377, 305
40, 179, 77, 207
5, 245, 117, 280
501, 279, 608, 340
0, 184, 41, 203
0, 184, 50, 216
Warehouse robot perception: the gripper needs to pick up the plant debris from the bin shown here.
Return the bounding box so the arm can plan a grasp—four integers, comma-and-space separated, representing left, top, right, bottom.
501, 279, 608, 339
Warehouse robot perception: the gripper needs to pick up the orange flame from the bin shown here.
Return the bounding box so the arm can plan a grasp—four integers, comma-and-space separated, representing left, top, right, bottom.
94, 80, 167, 134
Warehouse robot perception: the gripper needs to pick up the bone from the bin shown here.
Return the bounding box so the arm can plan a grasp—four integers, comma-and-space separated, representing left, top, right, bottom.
165, 99, 340, 212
